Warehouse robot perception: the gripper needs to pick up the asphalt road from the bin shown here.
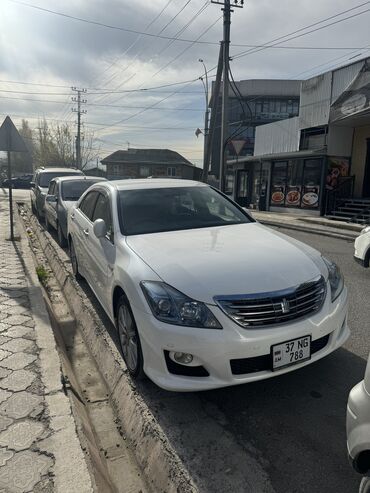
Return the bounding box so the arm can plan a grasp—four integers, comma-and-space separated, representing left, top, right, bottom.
9, 188, 369, 493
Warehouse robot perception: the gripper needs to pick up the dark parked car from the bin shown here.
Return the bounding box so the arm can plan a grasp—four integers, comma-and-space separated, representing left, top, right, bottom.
2, 174, 33, 189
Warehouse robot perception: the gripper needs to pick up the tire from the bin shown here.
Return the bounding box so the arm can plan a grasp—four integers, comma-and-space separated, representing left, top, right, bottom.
69, 239, 82, 280
360, 477, 370, 493
44, 215, 50, 233
116, 295, 145, 379
57, 223, 67, 248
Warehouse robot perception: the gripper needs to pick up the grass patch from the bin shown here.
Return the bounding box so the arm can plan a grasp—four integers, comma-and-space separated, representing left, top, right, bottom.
36, 265, 48, 285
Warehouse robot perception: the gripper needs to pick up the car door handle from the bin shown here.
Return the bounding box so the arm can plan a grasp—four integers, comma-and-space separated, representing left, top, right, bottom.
70, 213, 75, 220
83, 229, 89, 237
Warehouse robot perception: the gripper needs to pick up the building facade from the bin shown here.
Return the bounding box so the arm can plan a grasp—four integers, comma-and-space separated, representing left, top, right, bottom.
101, 148, 202, 181
229, 57, 370, 218
210, 79, 301, 189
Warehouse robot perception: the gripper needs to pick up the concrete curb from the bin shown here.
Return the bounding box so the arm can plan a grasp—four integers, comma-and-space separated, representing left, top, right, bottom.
257, 219, 357, 241
23, 207, 197, 493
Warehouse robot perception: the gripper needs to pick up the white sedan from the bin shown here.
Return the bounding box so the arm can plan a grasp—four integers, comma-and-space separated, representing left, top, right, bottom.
354, 226, 370, 268
67, 179, 349, 392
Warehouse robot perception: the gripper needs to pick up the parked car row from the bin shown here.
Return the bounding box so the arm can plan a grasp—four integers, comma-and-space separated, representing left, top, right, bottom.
2, 174, 33, 189
30, 167, 370, 491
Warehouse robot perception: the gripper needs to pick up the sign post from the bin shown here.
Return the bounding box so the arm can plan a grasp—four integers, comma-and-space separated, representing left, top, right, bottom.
0, 116, 28, 241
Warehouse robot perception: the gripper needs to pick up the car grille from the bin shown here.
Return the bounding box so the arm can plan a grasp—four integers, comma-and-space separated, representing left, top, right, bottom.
215, 276, 326, 328
230, 334, 330, 375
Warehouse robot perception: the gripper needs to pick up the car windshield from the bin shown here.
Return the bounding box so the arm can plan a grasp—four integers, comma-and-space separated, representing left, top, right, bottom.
61, 180, 100, 201
39, 171, 81, 188
118, 186, 251, 235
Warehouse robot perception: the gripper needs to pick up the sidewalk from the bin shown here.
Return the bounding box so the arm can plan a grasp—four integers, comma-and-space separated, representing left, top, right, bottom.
251, 210, 364, 240
0, 197, 92, 492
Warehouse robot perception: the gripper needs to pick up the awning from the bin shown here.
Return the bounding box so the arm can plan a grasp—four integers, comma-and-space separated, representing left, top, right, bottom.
227, 148, 326, 166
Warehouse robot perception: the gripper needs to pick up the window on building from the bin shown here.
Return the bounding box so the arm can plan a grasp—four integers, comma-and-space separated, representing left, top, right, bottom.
300, 126, 328, 150
113, 164, 120, 176
167, 167, 177, 177
139, 166, 150, 177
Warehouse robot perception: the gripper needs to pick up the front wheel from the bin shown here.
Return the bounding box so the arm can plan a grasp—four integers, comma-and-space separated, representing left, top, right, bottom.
360, 477, 370, 493
57, 223, 67, 248
116, 296, 144, 379
69, 239, 82, 280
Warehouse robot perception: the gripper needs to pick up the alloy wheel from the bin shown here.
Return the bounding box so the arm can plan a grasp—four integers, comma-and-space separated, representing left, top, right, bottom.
118, 304, 139, 373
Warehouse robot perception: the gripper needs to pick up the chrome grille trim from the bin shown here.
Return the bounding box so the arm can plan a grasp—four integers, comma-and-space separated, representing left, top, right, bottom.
215, 276, 326, 328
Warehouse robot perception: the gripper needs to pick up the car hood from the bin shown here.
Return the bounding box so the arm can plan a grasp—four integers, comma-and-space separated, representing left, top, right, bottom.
126, 223, 326, 304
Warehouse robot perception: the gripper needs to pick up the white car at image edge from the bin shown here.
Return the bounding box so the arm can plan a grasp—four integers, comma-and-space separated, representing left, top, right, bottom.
67, 179, 350, 392
347, 352, 370, 493
354, 226, 370, 268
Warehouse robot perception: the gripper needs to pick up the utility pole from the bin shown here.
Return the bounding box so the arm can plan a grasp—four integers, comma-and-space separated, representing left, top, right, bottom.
211, 0, 244, 191
72, 87, 87, 169
199, 59, 210, 183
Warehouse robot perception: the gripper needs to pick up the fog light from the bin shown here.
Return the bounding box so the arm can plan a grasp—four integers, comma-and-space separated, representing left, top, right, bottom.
174, 352, 193, 364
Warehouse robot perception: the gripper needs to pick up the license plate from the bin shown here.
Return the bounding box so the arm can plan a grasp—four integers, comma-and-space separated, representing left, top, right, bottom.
272, 335, 311, 371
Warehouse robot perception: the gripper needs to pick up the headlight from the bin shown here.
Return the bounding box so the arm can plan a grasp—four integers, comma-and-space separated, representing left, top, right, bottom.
322, 257, 344, 302
141, 281, 222, 329
361, 226, 370, 235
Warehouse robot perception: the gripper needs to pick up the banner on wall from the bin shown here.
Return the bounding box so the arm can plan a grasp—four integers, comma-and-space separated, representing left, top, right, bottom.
326, 157, 350, 190
330, 61, 370, 123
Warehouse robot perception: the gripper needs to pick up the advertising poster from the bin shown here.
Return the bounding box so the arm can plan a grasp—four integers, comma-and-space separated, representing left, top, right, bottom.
271, 186, 285, 205
326, 157, 350, 189
285, 186, 301, 207
301, 186, 320, 208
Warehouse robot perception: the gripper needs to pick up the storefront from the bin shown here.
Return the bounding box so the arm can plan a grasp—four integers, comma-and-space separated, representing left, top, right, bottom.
229, 151, 330, 215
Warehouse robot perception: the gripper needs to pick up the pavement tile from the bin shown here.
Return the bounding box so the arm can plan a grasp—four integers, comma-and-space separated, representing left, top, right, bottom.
0, 450, 53, 493
0, 391, 11, 406
0, 315, 8, 323
0, 325, 9, 334
0, 417, 13, 433
0, 369, 10, 379
0, 353, 37, 371
4, 315, 32, 327
0, 290, 26, 299
2, 298, 29, 307
0, 336, 10, 346
1, 306, 30, 316
1, 339, 34, 354
0, 350, 11, 362
0, 392, 43, 420
0, 448, 14, 467
3, 326, 33, 339
0, 369, 36, 392
0, 420, 45, 451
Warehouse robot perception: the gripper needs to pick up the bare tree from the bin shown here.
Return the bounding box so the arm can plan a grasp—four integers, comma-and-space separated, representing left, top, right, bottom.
80, 130, 100, 170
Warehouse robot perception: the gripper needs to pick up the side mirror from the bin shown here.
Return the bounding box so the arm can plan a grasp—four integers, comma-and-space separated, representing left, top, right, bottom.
46, 195, 57, 203
30, 182, 35, 188
93, 219, 107, 239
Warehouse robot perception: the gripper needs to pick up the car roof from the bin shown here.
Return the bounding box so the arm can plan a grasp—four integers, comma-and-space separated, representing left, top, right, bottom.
52, 176, 106, 183
35, 167, 82, 173
102, 178, 208, 191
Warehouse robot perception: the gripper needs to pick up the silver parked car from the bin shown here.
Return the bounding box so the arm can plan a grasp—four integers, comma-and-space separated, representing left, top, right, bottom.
44, 175, 106, 247
30, 167, 84, 218
347, 352, 370, 492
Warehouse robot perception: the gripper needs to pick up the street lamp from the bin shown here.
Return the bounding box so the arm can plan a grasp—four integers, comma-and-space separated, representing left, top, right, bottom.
199, 59, 210, 183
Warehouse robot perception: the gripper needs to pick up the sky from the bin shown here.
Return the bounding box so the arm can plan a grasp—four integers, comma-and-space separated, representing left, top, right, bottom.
0, 0, 370, 167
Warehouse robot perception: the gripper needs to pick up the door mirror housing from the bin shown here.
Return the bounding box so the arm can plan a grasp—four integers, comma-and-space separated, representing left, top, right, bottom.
93, 219, 107, 239
45, 195, 57, 203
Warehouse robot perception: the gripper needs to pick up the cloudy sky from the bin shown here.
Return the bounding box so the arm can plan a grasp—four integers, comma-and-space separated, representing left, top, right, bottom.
1, 0, 370, 166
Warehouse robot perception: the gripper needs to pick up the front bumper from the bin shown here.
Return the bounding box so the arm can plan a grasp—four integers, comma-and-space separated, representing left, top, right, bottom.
132, 286, 349, 392
354, 255, 366, 267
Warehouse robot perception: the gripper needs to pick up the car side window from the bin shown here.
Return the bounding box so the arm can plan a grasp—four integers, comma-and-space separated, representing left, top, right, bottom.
48, 182, 55, 195
79, 191, 99, 221
92, 193, 114, 242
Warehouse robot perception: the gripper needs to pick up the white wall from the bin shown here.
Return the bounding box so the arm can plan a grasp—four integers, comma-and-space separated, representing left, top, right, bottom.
331, 60, 365, 103
299, 72, 332, 129
254, 117, 300, 156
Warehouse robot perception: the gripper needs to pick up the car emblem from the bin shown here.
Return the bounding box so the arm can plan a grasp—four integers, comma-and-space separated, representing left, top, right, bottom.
280, 298, 290, 314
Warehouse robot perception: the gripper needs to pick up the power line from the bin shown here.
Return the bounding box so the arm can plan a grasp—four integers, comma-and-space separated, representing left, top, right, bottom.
231, 4, 370, 61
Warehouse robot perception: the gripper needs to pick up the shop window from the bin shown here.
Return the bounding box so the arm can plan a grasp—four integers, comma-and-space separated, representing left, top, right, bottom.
300, 126, 328, 150
225, 172, 234, 195
167, 167, 176, 177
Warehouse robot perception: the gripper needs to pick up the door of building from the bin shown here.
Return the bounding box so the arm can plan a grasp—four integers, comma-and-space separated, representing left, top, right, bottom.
362, 138, 370, 197
236, 169, 250, 207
